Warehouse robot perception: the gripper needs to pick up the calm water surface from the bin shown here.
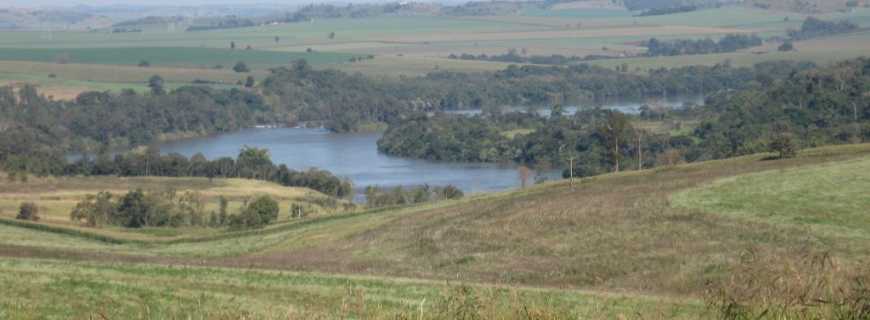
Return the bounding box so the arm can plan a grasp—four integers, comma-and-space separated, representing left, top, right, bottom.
157, 97, 701, 195
158, 128, 550, 194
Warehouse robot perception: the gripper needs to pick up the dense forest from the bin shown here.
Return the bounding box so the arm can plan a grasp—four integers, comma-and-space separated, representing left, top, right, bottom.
260, 59, 812, 132
377, 108, 684, 176
378, 58, 870, 176
643, 34, 763, 57
0, 85, 271, 174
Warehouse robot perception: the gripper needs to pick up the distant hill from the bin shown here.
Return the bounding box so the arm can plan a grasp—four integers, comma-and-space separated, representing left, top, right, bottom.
745, 0, 868, 13
0, 8, 111, 30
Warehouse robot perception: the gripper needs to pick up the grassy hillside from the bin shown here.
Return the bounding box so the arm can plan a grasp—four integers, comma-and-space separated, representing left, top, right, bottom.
0, 144, 868, 318
673, 156, 870, 238
0, 259, 699, 319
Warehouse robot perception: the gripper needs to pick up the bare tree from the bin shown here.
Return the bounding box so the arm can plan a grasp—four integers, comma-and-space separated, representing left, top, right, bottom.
518, 165, 531, 189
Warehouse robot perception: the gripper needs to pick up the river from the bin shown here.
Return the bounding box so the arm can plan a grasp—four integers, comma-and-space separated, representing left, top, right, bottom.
157, 96, 701, 196
158, 128, 554, 195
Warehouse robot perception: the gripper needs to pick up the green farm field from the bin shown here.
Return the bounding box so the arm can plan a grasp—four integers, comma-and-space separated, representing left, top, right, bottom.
1, 6, 869, 91
1, 143, 869, 318
0, 47, 354, 69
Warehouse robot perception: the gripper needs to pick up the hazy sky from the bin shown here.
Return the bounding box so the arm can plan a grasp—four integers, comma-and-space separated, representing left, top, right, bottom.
5, 0, 398, 7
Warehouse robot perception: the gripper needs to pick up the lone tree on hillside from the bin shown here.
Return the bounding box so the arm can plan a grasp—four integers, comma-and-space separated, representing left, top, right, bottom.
244, 75, 255, 88
148, 75, 165, 95
769, 123, 798, 159
233, 61, 250, 73
328, 31, 336, 39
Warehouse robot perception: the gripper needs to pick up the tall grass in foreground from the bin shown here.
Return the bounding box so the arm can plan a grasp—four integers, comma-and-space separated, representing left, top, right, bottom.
706, 249, 870, 320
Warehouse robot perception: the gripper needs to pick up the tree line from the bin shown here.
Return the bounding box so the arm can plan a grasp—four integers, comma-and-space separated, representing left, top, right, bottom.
447, 49, 614, 66
788, 17, 859, 41
66, 146, 353, 198
69, 190, 281, 229
364, 185, 464, 208
643, 34, 762, 57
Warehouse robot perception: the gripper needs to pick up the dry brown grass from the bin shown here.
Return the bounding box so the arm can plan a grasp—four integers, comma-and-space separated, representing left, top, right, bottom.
1, 144, 868, 310
705, 248, 870, 319
201, 144, 870, 299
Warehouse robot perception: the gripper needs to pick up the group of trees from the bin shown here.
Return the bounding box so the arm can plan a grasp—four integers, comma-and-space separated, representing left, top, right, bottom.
66, 146, 353, 198
788, 17, 859, 40
622, 0, 735, 11
186, 16, 256, 32
364, 185, 464, 208
283, 3, 400, 22
643, 34, 763, 57
636, 5, 697, 16
378, 108, 672, 176
70, 190, 279, 229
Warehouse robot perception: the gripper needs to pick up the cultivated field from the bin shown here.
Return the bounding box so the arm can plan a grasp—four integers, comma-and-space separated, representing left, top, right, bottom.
3, 5, 870, 90
1, 143, 868, 318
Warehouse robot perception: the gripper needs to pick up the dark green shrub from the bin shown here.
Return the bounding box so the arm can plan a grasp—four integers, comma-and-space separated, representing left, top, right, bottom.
16, 202, 40, 221
230, 195, 279, 229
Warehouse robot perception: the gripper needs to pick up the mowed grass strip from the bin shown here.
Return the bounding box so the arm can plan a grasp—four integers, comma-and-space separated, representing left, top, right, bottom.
0, 258, 702, 319
0, 47, 354, 69
672, 156, 870, 237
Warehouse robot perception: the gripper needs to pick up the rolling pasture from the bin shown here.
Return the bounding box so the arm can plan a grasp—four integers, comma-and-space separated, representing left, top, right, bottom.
1, 143, 868, 318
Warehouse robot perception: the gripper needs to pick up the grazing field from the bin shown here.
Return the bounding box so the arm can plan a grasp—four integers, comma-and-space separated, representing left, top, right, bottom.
0, 47, 354, 69
0, 60, 264, 97
590, 30, 870, 71
673, 156, 870, 238
5, 6, 870, 84
0, 259, 700, 319
0, 144, 868, 318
